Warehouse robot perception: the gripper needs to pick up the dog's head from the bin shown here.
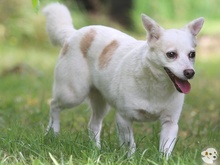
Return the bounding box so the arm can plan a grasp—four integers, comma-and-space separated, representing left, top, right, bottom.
142, 15, 204, 94
201, 148, 218, 164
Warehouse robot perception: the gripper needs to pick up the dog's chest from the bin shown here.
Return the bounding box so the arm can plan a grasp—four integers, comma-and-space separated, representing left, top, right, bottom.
115, 84, 181, 122
132, 109, 160, 122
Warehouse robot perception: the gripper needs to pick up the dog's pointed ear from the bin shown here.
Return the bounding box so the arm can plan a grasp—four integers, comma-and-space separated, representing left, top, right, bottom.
141, 14, 164, 44
182, 17, 204, 36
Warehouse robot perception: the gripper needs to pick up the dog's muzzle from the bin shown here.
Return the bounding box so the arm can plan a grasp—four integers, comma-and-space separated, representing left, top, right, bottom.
164, 67, 191, 94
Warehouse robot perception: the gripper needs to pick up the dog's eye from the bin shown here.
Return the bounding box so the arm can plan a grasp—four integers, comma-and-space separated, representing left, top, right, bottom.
188, 51, 196, 59
166, 52, 177, 59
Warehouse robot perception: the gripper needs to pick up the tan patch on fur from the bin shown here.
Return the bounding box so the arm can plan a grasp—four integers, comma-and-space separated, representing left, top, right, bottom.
99, 40, 119, 69
80, 29, 96, 57
61, 43, 69, 56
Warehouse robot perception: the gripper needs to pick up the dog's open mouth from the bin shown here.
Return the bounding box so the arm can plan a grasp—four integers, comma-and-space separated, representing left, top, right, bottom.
164, 67, 191, 94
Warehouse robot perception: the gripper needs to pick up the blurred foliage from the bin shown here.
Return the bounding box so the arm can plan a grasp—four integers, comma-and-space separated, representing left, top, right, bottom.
1, 0, 220, 47
133, 0, 220, 21
0, 0, 47, 47
133, 0, 220, 33
32, 0, 40, 12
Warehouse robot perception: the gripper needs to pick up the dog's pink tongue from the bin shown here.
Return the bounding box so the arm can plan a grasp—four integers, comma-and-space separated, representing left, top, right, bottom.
175, 78, 191, 94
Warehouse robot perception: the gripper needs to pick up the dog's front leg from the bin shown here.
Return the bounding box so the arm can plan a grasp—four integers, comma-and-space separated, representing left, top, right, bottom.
116, 113, 136, 157
159, 120, 178, 159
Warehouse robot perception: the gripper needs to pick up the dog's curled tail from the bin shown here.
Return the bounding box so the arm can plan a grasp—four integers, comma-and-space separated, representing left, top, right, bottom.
43, 3, 75, 46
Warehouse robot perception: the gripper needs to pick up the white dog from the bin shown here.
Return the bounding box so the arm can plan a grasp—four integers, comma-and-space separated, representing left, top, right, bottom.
43, 3, 204, 158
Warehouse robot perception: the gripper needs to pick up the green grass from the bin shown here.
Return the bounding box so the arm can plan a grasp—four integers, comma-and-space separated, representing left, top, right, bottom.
0, 42, 220, 165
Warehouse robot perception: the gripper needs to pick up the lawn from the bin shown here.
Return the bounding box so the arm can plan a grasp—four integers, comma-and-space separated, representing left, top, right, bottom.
0, 1, 220, 164
0, 37, 220, 165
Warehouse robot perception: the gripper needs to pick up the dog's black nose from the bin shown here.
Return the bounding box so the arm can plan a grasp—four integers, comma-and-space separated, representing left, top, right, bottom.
184, 69, 195, 79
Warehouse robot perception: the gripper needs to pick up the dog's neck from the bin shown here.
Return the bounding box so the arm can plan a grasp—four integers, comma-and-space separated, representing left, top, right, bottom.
138, 43, 168, 82
127, 41, 176, 95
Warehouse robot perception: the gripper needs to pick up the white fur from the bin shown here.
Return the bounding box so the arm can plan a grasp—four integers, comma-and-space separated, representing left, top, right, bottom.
43, 3, 204, 158
43, 3, 75, 46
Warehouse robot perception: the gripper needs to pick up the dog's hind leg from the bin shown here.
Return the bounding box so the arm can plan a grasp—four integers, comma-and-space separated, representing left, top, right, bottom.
46, 86, 89, 135
88, 87, 110, 149
46, 99, 61, 134
45, 56, 91, 135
